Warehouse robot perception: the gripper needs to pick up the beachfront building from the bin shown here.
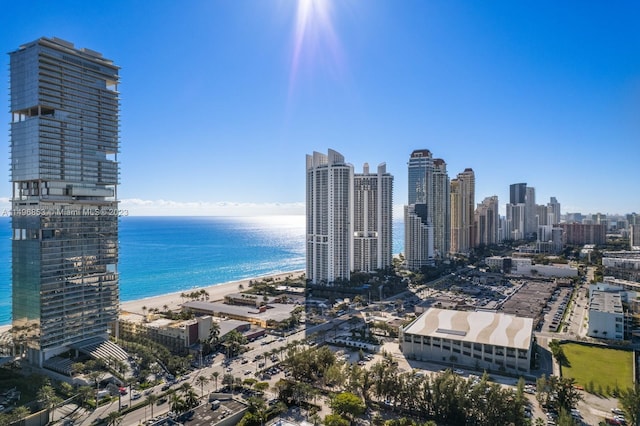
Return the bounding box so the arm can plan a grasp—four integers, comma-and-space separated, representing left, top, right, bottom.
353, 163, 394, 273
116, 314, 254, 354
182, 300, 298, 329
306, 150, 353, 285
10, 37, 120, 366
400, 308, 533, 374
306, 150, 394, 284
404, 204, 435, 269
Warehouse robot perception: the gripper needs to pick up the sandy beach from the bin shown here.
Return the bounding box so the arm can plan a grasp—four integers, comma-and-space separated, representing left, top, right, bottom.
119, 269, 305, 315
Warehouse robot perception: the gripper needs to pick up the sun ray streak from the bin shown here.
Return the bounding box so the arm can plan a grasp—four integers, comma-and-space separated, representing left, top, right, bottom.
288, 0, 344, 99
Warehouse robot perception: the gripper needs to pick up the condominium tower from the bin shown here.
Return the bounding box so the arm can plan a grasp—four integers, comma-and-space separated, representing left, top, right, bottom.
10, 38, 120, 366
353, 163, 394, 273
450, 168, 475, 253
306, 150, 393, 284
306, 150, 353, 285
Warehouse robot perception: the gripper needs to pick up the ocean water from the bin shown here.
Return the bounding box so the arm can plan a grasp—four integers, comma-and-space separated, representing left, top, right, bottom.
0, 216, 404, 325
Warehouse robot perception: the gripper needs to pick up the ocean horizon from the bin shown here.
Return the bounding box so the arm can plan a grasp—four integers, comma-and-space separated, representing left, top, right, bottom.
0, 215, 404, 326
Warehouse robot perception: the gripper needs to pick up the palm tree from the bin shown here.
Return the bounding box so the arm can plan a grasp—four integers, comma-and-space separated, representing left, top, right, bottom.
37, 382, 61, 423
77, 386, 94, 408
179, 382, 193, 395
170, 392, 186, 414
147, 394, 158, 419
208, 321, 221, 348
224, 329, 247, 358
196, 375, 209, 397
106, 410, 123, 426
222, 374, 235, 394
211, 371, 220, 391
9, 406, 30, 425
183, 388, 199, 410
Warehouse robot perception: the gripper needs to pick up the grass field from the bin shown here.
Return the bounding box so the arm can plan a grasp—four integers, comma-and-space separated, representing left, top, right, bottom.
561, 342, 634, 393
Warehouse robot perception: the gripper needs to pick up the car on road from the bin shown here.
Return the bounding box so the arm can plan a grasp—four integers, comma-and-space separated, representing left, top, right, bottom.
453, 369, 464, 375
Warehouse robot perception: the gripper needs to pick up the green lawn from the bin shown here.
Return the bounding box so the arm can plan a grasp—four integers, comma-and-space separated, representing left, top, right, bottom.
561, 342, 634, 393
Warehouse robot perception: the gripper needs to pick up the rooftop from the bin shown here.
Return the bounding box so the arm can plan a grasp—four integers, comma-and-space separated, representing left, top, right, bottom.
183, 301, 296, 323
590, 291, 624, 314
403, 308, 533, 350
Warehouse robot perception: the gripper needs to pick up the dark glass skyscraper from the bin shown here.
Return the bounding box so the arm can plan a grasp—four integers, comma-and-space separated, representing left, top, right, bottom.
10, 38, 120, 366
510, 183, 527, 205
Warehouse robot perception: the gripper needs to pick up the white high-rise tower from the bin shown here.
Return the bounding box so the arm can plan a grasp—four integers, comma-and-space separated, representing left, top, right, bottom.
306, 150, 353, 285
353, 163, 394, 272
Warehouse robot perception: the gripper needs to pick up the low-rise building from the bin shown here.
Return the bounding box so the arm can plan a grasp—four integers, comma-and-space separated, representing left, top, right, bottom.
587, 290, 625, 340
117, 313, 205, 354
486, 256, 512, 272
602, 251, 640, 282
400, 308, 533, 374
116, 313, 252, 354
183, 301, 297, 328
511, 258, 578, 278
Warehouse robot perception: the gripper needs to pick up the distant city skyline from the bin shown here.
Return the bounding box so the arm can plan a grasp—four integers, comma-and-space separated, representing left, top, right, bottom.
1, 1, 638, 217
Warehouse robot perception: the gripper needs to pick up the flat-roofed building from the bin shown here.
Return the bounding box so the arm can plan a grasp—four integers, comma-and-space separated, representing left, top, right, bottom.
400, 308, 533, 374
602, 251, 640, 282
587, 290, 625, 340
116, 313, 253, 354
183, 301, 296, 328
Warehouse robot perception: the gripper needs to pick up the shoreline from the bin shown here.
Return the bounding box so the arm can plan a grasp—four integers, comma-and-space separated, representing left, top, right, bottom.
0, 269, 305, 333
120, 269, 305, 314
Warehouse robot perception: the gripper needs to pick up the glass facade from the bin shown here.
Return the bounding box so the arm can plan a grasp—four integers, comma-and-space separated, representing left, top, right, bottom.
10, 38, 120, 365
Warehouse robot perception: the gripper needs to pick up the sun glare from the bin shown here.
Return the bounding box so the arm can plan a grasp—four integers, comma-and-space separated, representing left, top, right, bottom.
289, 0, 343, 93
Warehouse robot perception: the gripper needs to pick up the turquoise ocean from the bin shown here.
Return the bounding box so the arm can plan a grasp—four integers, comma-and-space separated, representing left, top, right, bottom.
0, 216, 404, 326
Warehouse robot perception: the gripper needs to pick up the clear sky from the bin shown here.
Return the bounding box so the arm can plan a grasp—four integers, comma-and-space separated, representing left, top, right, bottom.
1, 1, 638, 217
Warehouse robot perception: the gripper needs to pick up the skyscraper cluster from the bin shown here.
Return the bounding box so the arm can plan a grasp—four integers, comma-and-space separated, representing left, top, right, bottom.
404, 150, 480, 270
305, 148, 572, 279
306, 150, 393, 285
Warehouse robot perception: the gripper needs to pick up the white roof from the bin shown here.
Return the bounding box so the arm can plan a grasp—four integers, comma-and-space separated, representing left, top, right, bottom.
403, 308, 533, 350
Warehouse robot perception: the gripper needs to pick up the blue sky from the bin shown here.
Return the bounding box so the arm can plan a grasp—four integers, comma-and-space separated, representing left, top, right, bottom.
1, 1, 638, 217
